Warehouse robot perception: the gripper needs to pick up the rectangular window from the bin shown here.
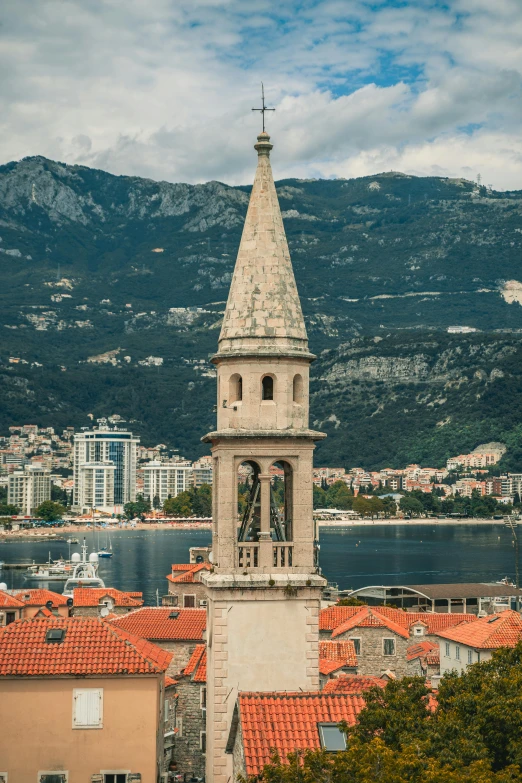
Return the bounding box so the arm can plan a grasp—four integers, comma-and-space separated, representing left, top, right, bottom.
349, 637, 361, 655
318, 723, 347, 752
455, 646, 460, 661
176, 716, 183, 738
5, 613, 16, 625
445, 642, 450, 658
38, 774, 68, 783
201, 731, 207, 754
467, 649, 473, 664
164, 698, 169, 723
72, 688, 103, 729
0, 774, 7, 783
183, 594, 196, 608
383, 638, 396, 656
201, 686, 207, 710
103, 774, 129, 783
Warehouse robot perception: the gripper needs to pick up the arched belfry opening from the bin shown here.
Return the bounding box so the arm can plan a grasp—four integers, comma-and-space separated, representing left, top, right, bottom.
261, 375, 274, 400
237, 460, 293, 544
229, 373, 242, 402
237, 461, 261, 542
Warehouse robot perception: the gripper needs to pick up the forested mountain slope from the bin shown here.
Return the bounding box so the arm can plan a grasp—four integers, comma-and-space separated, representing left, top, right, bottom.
2, 156, 522, 468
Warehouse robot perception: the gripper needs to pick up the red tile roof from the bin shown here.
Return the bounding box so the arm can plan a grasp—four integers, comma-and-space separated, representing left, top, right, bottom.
184, 643, 207, 682
13, 589, 68, 608
73, 588, 143, 608
319, 641, 357, 674
107, 607, 206, 641
331, 606, 410, 640
167, 562, 211, 583
321, 605, 476, 635
165, 675, 178, 689
322, 675, 386, 694
238, 692, 366, 776
0, 591, 24, 609
437, 610, 522, 649
406, 640, 439, 662
0, 617, 172, 676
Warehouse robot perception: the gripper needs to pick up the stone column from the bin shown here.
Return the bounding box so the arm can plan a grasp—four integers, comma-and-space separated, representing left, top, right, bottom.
258, 474, 272, 568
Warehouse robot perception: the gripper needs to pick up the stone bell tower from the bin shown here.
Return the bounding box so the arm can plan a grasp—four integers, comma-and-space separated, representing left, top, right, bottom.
201, 130, 326, 783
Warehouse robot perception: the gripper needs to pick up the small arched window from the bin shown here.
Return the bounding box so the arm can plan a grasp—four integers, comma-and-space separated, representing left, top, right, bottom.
293, 374, 304, 404
262, 375, 274, 400
229, 374, 242, 403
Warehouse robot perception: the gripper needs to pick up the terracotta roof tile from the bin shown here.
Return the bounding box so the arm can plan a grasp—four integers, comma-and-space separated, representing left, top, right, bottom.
165, 675, 178, 689
13, 589, 68, 608
321, 605, 476, 635
406, 640, 439, 662
437, 610, 522, 649
0, 617, 172, 676
167, 563, 211, 584
73, 588, 143, 608
183, 644, 207, 682
0, 591, 25, 609
322, 675, 387, 694
331, 607, 410, 640
319, 641, 357, 674
239, 692, 366, 776
107, 607, 206, 641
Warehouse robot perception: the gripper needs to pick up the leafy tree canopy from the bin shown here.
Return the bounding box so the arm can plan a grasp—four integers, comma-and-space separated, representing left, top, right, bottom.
35, 500, 66, 521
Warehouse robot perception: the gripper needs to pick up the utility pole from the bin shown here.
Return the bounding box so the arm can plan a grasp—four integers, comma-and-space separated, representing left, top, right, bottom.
506, 516, 520, 612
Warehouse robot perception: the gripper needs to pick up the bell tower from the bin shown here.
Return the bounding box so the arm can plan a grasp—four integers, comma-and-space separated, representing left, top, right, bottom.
202, 131, 326, 783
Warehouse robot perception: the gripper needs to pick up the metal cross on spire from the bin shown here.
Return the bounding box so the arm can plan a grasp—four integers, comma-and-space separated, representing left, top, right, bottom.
252, 83, 275, 133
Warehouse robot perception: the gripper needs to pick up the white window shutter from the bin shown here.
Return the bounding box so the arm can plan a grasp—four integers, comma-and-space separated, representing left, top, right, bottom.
73, 689, 103, 728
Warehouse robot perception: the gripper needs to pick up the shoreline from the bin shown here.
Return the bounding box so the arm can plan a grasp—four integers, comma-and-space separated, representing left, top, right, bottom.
0, 517, 510, 543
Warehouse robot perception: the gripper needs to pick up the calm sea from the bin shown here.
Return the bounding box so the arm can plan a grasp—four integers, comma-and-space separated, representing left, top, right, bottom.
0, 524, 517, 605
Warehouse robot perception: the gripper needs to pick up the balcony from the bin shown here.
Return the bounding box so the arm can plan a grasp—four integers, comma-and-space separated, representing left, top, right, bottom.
237, 543, 259, 568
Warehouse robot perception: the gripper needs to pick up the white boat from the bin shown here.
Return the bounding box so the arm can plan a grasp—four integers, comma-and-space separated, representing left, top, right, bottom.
25, 553, 74, 582
97, 529, 113, 559
62, 539, 105, 597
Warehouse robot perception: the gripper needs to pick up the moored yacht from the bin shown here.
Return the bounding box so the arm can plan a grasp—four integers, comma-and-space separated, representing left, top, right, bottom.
62, 539, 105, 597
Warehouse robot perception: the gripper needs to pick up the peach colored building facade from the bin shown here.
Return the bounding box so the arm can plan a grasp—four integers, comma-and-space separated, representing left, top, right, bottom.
0, 617, 172, 783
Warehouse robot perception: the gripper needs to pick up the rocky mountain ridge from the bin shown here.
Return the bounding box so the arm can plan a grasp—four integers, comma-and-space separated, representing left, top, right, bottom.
1, 156, 522, 468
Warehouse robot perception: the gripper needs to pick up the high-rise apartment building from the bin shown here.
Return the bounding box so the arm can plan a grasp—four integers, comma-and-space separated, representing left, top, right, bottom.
8, 465, 51, 515
142, 460, 193, 505
73, 429, 139, 513
192, 456, 213, 488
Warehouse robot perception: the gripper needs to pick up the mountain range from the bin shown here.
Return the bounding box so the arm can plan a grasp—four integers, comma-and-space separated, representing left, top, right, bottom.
2, 155, 522, 469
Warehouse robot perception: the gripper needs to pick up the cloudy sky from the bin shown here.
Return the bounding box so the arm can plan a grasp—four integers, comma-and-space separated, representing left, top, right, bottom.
2, 0, 522, 188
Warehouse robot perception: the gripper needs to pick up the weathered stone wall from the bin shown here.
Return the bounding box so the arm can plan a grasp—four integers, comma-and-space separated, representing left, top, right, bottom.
71, 606, 131, 617
173, 677, 206, 778
167, 581, 208, 608
231, 715, 246, 780
154, 640, 202, 675
335, 627, 411, 677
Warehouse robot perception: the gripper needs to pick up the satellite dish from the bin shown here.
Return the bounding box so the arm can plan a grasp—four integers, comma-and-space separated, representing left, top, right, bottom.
0, 583, 7, 591
208, 551, 214, 564
100, 606, 109, 617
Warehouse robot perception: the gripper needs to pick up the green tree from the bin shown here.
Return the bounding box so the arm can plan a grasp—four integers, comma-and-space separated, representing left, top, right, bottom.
0, 503, 18, 516
192, 484, 212, 517
35, 500, 66, 521
381, 497, 397, 518
399, 496, 424, 517
326, 481, 354, 510
163, 491, 193, 517
152, 494, 161, 510
124, 495, 151, 519
313, 484, 327, 509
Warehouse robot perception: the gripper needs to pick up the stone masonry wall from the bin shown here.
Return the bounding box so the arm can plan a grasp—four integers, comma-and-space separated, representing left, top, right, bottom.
156, 640, 201, 675
173, 677, 206, 778
335, 627, 411, 678
167, 581, 208, 608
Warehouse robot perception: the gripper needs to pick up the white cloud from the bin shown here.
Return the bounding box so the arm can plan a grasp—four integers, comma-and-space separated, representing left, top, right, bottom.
1, 0, 522, 189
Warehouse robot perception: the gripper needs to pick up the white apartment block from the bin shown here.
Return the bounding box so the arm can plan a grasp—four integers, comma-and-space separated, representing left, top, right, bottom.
73, 429, 139, 513
8, 465, 51, 515
142, 460, 193, 504
192, 457, 213, 488
75, 462, 116, 512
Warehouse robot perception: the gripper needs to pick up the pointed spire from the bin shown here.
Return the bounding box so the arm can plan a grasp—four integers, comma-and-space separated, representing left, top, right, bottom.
217, 132, 311, 358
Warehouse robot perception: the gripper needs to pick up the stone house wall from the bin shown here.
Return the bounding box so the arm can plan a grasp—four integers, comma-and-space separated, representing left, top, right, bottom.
173, 677, 206, 778
71, 606, 132, 618
167, 581, 208, 609
155, 639, 201, 675
334, 627, 411, 677
231, 714, 246, 781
